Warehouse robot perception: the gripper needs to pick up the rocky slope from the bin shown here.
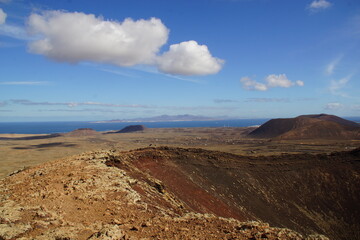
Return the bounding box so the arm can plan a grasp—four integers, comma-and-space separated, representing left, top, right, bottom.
248, 114, 360, 139
1, 146, 358, 239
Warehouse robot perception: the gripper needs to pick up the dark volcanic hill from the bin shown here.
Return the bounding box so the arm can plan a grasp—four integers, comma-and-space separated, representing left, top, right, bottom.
1, 146, 359, 239
248, 114, 360, 139
111, 125, 147, 133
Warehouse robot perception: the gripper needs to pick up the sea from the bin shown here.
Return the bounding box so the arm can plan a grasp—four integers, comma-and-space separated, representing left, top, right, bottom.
1, 117, 359, 134
0, 119, 270, 134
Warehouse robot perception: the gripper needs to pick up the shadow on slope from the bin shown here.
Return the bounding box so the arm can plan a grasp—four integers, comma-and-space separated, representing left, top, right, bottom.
107, 146, 360, 240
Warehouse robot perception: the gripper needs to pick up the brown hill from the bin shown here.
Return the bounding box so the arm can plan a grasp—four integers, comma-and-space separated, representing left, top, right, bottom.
299, 114, 360, 128
63, 128, 99, 137
0, 147, 347, 240
248, 114, 360, 139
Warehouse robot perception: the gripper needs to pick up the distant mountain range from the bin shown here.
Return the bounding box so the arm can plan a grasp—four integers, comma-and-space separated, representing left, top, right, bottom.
94, 114, 224, 123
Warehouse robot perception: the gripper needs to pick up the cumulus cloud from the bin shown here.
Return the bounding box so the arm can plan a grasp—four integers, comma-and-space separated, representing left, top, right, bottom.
240, 76, 268, 91
265, 74, 294, 88
26, 11, 223, 76
325, 102, 343, 110
296, 80, 304, 86
0, 8, 6, 25
308, 0, 332, 12
240, 74, 304, 91
27, 11, 169, 66
157, 40, 224, 75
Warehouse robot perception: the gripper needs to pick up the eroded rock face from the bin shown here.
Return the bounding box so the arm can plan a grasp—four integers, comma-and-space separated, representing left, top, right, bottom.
0, 148, 334, 239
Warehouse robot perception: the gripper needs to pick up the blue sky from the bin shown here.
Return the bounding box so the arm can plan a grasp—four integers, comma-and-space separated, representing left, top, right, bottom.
0, 0, 359, 121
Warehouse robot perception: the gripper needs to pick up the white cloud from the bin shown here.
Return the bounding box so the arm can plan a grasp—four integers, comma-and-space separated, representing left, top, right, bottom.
240, 74, 304, 91
240, 76, 268, 91
0, 8, 6, 25
26, 11, 223, 76
265, 74, 294, 88
296, 80, 304, 86
0, 24, 32, 40
0, 0, 11, 3
308, 0, 332, 11
245, 98, 290, 103
157, 40, 224, 75
325, 56, 342, 75
329, 75, 352, 96
325, 102, 343, 110
27, 11, 169, 66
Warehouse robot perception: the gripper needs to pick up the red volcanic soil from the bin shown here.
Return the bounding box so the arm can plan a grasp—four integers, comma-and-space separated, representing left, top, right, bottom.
122, 150, 246, 220
300, 114, 360, 128
248, 114, 360, 139
106, 146, 360, 240
2, 148, 333, 240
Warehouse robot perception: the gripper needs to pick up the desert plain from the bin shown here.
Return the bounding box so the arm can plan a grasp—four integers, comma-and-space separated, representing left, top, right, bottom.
1, 126, 359, 179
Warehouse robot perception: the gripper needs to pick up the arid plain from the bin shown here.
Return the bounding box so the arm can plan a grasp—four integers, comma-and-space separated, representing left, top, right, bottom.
1, 126, 359, 179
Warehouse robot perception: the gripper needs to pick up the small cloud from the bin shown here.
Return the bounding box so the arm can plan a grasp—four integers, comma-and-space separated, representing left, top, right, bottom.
0, 101, 6, 107
325, 102, 343, 110
328, 75, 352, 97
325, 56, 343, 76
240, 76, 268, 91
214, 99, 238, 103
0, 24, 31, 40
245, 98, 290, 103
0, 8, 6, 25
240, 74, 304, 91
296, 80, 304, 86
157, 40, 224, 76
0, 81, 48, 85
0, 0, 11, 3
308, 0, 332, 12
265, 74, 294, 88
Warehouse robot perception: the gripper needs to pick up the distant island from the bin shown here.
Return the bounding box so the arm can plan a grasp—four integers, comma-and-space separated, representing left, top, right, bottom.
93, 114, 225, 123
